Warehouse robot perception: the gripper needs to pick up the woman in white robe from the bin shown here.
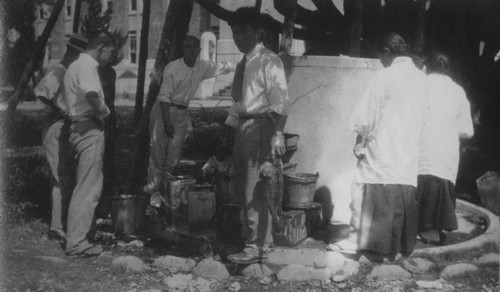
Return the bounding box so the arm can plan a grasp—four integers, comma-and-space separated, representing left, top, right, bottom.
417, 52, 474, 245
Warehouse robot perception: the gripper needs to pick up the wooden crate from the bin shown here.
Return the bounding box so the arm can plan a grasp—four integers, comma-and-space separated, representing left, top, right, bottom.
187, 190, 216, 231
273, 210, 307, 247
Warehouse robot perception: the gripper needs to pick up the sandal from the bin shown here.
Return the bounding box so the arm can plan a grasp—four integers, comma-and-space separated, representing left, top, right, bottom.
326, 239, 358, 254
66, 244, 102, 258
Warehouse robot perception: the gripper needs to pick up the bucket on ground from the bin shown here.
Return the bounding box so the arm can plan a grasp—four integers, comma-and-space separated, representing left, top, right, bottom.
188, 184, 216, 232
476, 171, 500, 215
283, 172, 319, 209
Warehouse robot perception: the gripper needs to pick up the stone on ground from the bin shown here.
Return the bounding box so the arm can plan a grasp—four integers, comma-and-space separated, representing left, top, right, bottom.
193, 258, 230, 279
473, 253, 499, 265
440, 263, 479, 279
332, 259, 360, 282
402, 257, 434, 274
164, 273, 218, 291
277, 264, 332, 282
368, 265, 412, 280
34, 256, 66, 264
228, 282, 241, 292
416, 280, 444, 289
153, 255, 196, 273
112, 256, 148, 272
241, 263, 273, 278
268, 248, 346, 271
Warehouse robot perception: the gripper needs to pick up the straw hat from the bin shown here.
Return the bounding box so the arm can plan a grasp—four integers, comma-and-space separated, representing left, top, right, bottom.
67, 34, 88, 52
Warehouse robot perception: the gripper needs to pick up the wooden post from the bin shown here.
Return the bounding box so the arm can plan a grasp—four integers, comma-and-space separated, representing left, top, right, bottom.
7, 0, 65, 112
279, 0, 297, 55
127, 0, 194, 194
134, 0, 151, 124
73, 0, 83, 34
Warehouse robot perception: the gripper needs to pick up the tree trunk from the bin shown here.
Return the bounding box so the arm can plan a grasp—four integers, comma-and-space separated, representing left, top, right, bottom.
97, 65, 117, 216
134, 0, 151, 124
127, 0, 194, 194
73, 0, 83, 34
7, 0, 65, 112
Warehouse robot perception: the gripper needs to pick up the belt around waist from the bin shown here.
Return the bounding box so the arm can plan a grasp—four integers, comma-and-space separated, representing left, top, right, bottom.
170, 103, 188, 110
239, 113, 272, 121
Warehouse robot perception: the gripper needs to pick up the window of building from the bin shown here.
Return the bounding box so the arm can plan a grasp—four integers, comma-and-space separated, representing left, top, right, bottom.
129, 31, 137, 64
130, 0, 137, 12
39, 7, 45, 20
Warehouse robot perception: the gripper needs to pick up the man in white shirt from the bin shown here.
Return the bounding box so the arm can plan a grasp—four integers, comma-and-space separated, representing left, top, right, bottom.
33, 35, 88, 241
144, 35, 235, 208
226, 7, 290, 264
329, 32, 429, 257
417, 52, 474, 244
63, 31, 115, 257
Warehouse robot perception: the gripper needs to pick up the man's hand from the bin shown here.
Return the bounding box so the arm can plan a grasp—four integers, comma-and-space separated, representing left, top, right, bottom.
164, 120, 175, 139
353, 143, 366, 160
271, 132, 286, 157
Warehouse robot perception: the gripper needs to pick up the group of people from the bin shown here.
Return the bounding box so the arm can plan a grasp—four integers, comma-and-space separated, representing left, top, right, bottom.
33, 6, 473, 262
328, 32, 474, 258
142, 7, 290, 265
34, 32, 117, 257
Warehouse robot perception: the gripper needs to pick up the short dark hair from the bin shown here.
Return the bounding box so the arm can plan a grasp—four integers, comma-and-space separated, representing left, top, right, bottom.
375, 32, 409, 57
228, 6, 261, 30
184, 35, 200, 47
427, 51, 450, 75
87, 31, 115, 50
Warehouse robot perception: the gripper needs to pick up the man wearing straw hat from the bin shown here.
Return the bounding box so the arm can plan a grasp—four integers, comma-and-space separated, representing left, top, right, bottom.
33, 34, 88, 242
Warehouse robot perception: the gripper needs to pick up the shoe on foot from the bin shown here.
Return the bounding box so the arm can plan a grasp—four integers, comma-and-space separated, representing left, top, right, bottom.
48, 229, 66, 241
66, 244, 102, 258
326, 239, 359, 254
228, 252, 260, 264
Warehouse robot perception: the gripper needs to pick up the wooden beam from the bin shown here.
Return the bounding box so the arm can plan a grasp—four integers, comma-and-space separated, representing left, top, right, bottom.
195, 0, 331, 41
279, 0, 297, 55
73, 0, 83, 34
134, 0, 151, 124
7, 0, 65, 112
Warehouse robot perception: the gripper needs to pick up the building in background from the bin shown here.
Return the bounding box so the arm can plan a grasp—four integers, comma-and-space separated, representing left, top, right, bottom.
34, 0, 224, 100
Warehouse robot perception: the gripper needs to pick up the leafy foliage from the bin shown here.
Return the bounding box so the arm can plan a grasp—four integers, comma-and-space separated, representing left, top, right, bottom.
80, 0, 111, 38
80, 0, 128, 66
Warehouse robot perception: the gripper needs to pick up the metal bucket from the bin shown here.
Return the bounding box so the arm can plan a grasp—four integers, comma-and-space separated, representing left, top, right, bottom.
111, 194, 136, 235
283, 172, 319, 209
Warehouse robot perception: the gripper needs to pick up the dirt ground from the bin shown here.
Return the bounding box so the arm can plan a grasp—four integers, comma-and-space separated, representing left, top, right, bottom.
0, 213, 498, 292
1, 105, 499, 291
